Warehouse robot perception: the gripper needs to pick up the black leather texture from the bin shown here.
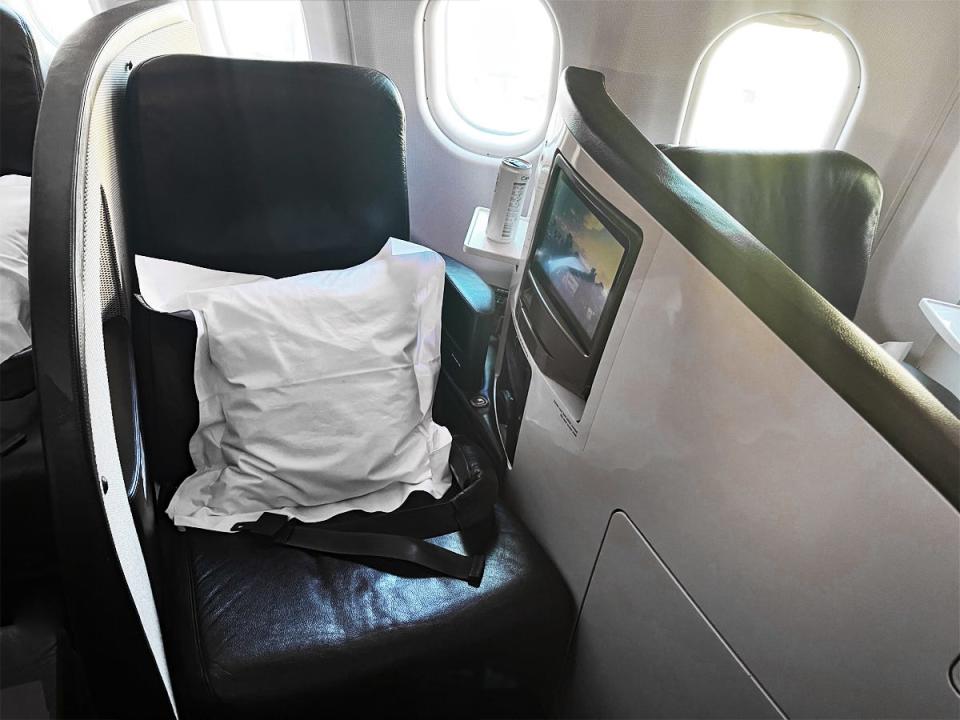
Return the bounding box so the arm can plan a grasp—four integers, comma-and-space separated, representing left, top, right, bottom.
1, 5, 42, 177
440, 253, 497, 393
0, 346, 36, 400
659, 146, 882, 319
0, 409, 56, 618
164, 499, 572, 718
131, 301, 198, 507
123, 54, 409, 278
559, 67, 959, 509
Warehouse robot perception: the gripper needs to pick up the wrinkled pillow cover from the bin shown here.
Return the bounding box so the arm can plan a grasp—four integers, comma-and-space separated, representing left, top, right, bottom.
136, 238, 452, 532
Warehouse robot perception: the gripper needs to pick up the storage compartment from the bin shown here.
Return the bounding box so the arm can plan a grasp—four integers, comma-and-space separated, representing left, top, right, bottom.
565, 511, 780, 719
494, 321, 531, 464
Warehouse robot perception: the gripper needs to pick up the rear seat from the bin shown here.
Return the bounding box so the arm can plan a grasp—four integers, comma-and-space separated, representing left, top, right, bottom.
0, 6, 68, 717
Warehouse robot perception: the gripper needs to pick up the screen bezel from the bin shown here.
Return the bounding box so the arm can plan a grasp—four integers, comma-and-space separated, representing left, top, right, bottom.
526, 154, 641, 353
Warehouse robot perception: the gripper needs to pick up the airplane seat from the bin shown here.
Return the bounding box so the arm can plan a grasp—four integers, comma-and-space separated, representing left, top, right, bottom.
0, 4, 57, 618
0, 3, 41, 398
657, 146, 882, 320
0, 3, 42, 180
119, 56, 572, 715
29, 3, 573, 712
657, 146, 960, 413
122, 53, 571, 717
0, 7, 74, 716
644, 143, 957, 493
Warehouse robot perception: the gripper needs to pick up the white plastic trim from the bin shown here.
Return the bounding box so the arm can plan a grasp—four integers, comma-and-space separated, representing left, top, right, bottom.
72, 4, 202, 714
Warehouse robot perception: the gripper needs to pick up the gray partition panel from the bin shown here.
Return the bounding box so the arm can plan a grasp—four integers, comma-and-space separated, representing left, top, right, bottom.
565, 511, 782, 719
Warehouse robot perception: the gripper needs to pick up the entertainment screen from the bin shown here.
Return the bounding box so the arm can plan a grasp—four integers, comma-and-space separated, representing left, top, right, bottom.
517, 155, 642, 399
530, 166, 629, 344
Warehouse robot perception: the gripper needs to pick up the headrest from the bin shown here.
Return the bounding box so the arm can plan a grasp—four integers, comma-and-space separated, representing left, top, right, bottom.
1, 6, 43, 177
123, 55, 409, 279
659, 146, 882, 319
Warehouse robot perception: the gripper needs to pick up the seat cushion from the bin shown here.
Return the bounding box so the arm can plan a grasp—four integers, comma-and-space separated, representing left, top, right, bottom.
162, 502, 573, 718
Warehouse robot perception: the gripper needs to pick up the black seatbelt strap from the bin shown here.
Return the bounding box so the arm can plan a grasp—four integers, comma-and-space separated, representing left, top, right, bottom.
231, 439, 498, 586
236, 513, 486, 586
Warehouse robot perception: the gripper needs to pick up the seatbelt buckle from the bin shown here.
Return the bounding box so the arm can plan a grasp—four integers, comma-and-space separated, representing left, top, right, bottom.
232, 513, 294, 543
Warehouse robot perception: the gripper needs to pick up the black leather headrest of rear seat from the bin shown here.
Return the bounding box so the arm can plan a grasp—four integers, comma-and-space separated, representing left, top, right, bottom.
1, 6, 43, 177
658, 146, 882, 320
122, 55, 410, 279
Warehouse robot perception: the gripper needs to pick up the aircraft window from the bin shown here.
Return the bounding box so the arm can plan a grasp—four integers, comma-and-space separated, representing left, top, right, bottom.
5, 0, 95, 69
423, 0, 561, 156
204, 0, 309, 61
680, 14, 860, 150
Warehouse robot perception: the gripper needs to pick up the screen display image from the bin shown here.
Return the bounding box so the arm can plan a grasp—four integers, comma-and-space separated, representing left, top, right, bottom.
532, 171, 626, 341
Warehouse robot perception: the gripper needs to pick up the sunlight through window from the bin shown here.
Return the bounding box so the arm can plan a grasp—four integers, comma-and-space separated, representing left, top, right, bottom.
682, 14, 860, 150
424, 0, 560, 155
214, 0, 309, 61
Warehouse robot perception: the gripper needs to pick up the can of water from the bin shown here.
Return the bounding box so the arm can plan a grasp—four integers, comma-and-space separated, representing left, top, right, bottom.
486, 157, 531, 244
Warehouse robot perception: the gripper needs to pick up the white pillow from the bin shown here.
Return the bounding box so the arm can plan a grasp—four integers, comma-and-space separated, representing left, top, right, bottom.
136, 238, 452, 532
0, 175, 32, 364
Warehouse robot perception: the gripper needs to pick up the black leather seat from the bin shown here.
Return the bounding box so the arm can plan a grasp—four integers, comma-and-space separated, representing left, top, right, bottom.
1, 4, 43, 179
0, 5, 55, 613
165, 503, 568, 717
1, 7, 69, 716
0, 3, 41, 403
120, 55, 572, 717
658, 146, 883, 319
658, 146, 960, 416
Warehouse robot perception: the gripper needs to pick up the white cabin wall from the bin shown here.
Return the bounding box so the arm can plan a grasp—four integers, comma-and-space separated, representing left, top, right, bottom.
856, 97, 960, 355
343, 0, 519, 287
323, 0, 960, 343
301, 0, 353, 64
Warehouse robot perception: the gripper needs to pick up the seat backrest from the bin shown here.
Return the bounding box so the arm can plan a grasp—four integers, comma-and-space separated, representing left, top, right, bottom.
121, 54, 411, 502
659, 146, 882, 319
0, 6, 43, 388
1, 5, 43, 178
122, 54, 409, 278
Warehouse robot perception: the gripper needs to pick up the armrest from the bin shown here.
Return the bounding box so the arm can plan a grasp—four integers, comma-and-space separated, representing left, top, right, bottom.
440, 253, 496, 394
0, 346, 35, 400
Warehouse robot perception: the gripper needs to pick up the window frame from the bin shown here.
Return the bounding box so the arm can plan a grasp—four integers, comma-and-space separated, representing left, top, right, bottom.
421, 0, 561, 157
211, 0, 310, 61
678, 12, 862, 150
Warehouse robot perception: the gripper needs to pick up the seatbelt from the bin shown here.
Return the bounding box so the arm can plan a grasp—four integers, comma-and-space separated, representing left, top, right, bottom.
232, 440, 498, 586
